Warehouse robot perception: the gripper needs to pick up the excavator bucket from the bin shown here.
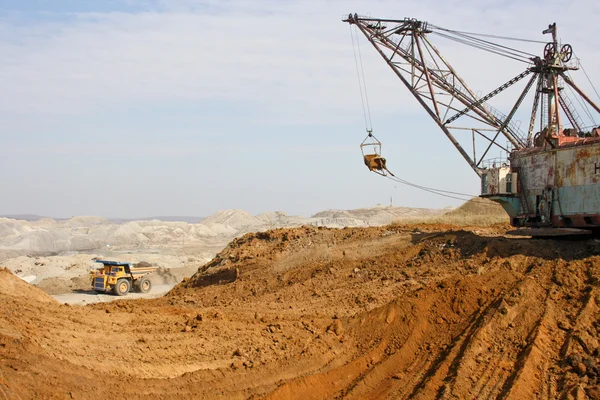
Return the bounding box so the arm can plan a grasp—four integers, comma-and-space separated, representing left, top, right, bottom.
360, 131, 391, 175
363, 153, 387, 172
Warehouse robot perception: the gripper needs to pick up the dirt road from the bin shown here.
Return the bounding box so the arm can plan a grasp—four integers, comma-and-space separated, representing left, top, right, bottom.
52, 284, 177, 305
2, 224, 600, 399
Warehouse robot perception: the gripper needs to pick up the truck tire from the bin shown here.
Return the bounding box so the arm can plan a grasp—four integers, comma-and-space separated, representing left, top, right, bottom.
137, 277, 152, 294
114, 279, 131, 296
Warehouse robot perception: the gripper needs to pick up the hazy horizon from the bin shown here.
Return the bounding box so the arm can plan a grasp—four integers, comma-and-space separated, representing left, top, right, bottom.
0, 200, 461, 222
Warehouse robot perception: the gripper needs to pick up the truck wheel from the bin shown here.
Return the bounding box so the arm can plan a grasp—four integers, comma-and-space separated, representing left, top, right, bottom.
114, 279, 131, 296
137, 277, 152, 294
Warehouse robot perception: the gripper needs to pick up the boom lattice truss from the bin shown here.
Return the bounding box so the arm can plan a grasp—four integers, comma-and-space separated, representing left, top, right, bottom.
344, 14, 600, 176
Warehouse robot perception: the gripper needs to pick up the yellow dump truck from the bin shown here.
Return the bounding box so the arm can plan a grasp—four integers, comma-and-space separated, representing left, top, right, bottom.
90, 260, 158, 296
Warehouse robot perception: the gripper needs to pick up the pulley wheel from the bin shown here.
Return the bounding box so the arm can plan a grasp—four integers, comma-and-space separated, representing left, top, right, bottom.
544, 42, 556, 60
560, 44, 573, 62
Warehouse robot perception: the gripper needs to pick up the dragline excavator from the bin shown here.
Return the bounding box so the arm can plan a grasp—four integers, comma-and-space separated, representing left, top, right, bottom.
345, 14, 600, 231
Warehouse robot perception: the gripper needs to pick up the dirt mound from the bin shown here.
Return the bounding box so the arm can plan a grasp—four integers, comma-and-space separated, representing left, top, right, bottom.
0, 268, 57, 304
2, 226, 600, 399
35, 275, 91, 295
445, 197, 509, 221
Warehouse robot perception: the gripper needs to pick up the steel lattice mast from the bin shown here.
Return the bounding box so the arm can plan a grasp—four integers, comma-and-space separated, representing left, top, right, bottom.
344, 14, 600, 177
346, 14, 600, 230
344, 14, 535, 177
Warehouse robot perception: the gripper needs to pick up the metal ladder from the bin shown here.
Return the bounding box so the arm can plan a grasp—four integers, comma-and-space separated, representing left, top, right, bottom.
558, 91, 584, 132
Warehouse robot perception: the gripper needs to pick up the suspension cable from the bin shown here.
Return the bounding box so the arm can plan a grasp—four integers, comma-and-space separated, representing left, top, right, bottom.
349, 25, 373, 132
436, 27, 538, 58
426, 24, 538, 63
431, 27, 547, 44
432, 32, 531, 62
432, 31, 533, 64
578, 58, 600, 105
564, 71, 596, 125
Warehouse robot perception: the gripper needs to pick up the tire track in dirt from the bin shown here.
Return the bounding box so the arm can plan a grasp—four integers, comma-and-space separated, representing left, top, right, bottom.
560, 289, 596, 359
441, 264, 549, 399
497, 289, 551, 399
416, 277, 537, 398
269, 262, 522, 399
409, 295, 506, 399
338, 253, 550, 399
342, 298, 443, 399
499, 298, 560, 400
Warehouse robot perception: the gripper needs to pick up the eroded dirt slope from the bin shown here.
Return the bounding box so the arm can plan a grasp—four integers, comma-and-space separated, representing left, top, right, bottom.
2, 225, 600, 399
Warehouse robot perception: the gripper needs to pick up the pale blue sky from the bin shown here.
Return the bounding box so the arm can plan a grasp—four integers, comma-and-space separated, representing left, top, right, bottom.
1, 0, 598, 218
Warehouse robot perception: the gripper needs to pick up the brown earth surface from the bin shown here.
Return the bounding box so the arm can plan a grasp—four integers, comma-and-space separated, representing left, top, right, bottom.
2, 224, 600, 399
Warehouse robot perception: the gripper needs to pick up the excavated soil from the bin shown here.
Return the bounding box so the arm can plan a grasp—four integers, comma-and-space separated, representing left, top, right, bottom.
2, 224, 600, 399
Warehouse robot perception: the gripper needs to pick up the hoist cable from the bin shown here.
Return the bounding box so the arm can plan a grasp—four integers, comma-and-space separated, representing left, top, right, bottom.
350, 25, 370, 132
355, 26, 374, 131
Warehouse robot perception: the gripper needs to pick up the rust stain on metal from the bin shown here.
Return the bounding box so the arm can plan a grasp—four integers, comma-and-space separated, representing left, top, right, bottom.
363, 154, 388, 172
577, 148, 591, 158
565, 162, 576, 180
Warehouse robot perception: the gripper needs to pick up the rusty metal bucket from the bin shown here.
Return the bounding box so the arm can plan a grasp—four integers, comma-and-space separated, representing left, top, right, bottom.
360, 131, 390, 175
363, 153, 387, 172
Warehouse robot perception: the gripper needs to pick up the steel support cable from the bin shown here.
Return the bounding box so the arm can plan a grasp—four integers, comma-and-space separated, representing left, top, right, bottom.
450, 31, 536, 59
432, 32, 531, 63
381, 25, 530, 67
431, 32, 532, 63
430, 30, 534, 61
578, 57, 600, 105
564, 72, 596, 124
350, 25, 371, 132
353, 18, 545, 44
429, 27, 547, 44
430, 31, 530, 59
431, 25, 539, 57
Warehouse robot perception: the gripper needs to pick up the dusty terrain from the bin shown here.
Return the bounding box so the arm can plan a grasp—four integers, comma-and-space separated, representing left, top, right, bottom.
0, 205, 450, 297
0, 206, 448, 261
2, 220, 600, 399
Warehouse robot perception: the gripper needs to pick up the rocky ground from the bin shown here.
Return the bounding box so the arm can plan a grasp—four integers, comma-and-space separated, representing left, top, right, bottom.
2, 222, 600, 399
